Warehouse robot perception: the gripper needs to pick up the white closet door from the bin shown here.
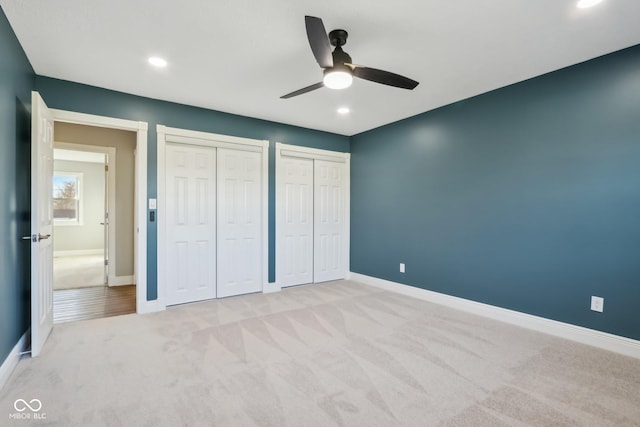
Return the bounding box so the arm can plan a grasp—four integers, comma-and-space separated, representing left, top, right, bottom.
314, 160, 346, 283
166, 143, 216, 305
279, 157, 314, 287
217, 148, 262, 297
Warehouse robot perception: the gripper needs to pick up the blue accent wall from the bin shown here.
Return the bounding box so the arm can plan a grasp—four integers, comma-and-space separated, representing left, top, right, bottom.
0, 7, 35, 366
351, 45, 640, 340
35, 76, 349, 300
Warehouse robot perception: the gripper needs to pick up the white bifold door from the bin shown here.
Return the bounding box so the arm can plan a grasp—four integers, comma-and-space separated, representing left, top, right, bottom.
278, 148, 349, 288
280, 158, 314, 286
217, 149, 262, 298
165, 143, 217, 305
165, 144, 263, 305
313, 160, 347, 283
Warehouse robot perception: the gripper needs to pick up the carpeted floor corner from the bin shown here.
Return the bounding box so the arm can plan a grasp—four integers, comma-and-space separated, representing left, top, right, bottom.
1, 280, 639, 426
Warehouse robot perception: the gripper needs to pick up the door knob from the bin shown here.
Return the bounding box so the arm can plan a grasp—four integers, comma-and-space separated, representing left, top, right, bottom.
22, 234, 50, 242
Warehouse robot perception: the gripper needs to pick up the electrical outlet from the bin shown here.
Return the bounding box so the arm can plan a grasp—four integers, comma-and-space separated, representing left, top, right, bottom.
591, 296, 604, 313
400, 263, 405, 273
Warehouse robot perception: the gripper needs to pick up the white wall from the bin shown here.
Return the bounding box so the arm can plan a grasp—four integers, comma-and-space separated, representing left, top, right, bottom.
53, 159, 104, 253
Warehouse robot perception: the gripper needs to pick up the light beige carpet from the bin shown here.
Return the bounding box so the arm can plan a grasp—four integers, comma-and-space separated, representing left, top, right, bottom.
1, 280, 639, 426
53, 254, 105, 290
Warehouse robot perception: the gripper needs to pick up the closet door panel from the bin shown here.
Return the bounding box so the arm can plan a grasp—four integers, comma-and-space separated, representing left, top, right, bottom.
217, 148, 263, 297
314, 160, 346, 283
279, 157, 314, 287
166, 143, 216, 305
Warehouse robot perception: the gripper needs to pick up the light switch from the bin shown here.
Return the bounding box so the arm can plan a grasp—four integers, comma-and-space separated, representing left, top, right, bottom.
149, 198, 157, 209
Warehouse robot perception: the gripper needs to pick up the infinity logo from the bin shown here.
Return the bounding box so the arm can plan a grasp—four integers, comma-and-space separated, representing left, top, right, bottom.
14, 399, 42, 412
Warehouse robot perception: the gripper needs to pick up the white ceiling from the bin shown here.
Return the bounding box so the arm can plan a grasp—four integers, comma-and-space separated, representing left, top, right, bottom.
2, 0, 640, 136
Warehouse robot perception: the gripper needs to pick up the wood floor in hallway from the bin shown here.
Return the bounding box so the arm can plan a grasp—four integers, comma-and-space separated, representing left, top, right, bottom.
53, 285, 136, 324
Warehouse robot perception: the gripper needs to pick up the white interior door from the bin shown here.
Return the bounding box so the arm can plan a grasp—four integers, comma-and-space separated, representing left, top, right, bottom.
30, 91, 54, 357
217, 148, 262, 297
165, 143, 216, 305
313, 160, 346, 283
279, 157, 314, 287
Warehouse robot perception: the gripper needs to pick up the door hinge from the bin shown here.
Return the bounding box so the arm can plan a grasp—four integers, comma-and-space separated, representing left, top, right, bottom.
105, 164, 109, 172
104, 259, 109, 266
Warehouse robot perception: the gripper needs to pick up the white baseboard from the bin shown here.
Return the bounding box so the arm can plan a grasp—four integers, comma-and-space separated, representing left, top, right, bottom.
108, 275, 135, 286
137, 297, 166, 315
262, 282, 281, 294
349, 272, 640, 359
0, 331, 28, 393
54, 249, 104, 257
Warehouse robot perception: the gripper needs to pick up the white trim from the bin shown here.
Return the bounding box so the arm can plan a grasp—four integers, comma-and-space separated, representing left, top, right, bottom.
165, 135, 263, 152
263, 282, 282, 294
157, 125, 269, 309
261, 142, 269, 293
54, 249, 103, 257
108, 275, 135, 286
50, 109, 148, 315
280, 149, 346, 163
134, 127, 147, 313
344, 157, 351, 277
0, 332, 28, 392
276, 143, 350, 162
159, 125, 267, 149
275, 142, 351, 289
52, 109, 149, 132
156, 127, 168, 311
349, 272, 640, 359
136, 298, 165, 314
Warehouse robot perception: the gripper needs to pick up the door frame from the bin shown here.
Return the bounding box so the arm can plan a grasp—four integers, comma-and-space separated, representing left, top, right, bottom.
157, 125, 269, 310
50, 108, 149, 314
275, 142, 350, 288
53, 142, 117, 285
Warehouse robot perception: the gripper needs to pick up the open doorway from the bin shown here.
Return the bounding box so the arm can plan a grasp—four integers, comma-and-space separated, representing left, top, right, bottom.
51, 124, 137, 323
53, 147, 109, 290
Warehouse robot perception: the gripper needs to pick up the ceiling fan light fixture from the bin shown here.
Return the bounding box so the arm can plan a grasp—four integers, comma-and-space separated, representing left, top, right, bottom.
280, 16, 419, 99
323, 67, 353, 90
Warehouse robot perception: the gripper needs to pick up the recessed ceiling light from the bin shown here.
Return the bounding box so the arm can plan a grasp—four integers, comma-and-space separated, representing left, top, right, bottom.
337, 107, 350, 115
577, 0, 604, 9
148, 56, 168, 68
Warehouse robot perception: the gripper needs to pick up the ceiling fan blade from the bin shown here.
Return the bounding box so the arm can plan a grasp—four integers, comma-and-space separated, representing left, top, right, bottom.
280, 82, 324, 99
352, 66, 419, 90
305, 16, 333, 68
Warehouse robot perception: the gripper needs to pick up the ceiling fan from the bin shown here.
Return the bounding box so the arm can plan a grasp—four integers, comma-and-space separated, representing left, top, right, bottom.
281, 16, 419, 99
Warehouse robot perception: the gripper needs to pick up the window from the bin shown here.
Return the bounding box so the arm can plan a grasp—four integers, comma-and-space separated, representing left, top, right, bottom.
53, 172, 83, 225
